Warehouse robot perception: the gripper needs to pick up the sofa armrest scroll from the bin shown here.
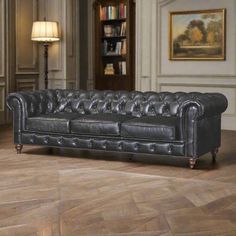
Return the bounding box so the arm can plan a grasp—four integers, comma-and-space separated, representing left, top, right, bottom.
178, 93, 228, 119
6, 93, 29, 131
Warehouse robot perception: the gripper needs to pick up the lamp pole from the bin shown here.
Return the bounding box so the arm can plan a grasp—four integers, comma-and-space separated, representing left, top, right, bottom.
43, 43, 49, 89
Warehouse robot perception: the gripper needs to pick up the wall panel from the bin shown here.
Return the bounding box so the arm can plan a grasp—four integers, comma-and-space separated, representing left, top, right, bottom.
15, 0, 38, 73
0, 0, 5, 78
136, 0, 236, 130
0, 0, 5, 124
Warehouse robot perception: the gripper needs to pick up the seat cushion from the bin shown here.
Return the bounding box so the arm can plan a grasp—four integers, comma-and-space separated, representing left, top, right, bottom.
121, 116, 180, 141
26, 112, 81, 134
71, 113, 133, 136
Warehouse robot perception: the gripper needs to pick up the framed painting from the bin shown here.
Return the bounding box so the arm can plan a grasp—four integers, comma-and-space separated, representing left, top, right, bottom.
169, 9, 226, 60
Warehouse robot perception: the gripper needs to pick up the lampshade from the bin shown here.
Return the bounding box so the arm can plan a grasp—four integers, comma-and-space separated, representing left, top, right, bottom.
31, 21, 60, 42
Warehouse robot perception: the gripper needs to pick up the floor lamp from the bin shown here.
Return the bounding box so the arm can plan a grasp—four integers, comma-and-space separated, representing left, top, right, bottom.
31, 21, 60, 89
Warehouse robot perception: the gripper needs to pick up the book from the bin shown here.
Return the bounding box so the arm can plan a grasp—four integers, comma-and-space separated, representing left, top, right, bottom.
104, 63, 115, 75
100, 4, 127, 20
120, 22, 126, 36
121, 39, 127, 55
118, 61, 127, 75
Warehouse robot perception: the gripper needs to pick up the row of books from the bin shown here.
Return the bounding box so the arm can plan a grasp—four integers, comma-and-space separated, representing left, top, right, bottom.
104, 62, 127, 75
100, 4, 127, 20
103, 22, 126, 37
102, 39, 127, 56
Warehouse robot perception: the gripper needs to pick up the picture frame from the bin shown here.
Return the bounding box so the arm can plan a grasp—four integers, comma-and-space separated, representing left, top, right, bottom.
169, 9, 226, 60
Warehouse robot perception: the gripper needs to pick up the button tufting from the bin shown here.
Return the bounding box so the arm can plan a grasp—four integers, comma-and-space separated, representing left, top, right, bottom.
72, 138, 77, 146
102, 141, 107, 149
118, 142, 123, 150
44, 136, 49, 144
150, 144, 155, 152
57, 137, 63, 145
88, 139, 93, 148
134, 143, 139, 151
30, 135, 35, 144
168, 145, 172, 154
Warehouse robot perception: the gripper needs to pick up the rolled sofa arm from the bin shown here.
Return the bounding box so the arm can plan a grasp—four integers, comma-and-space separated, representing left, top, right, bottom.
6, 93, 29, 143
6, 90, 58, 144
178, 92, 228, 119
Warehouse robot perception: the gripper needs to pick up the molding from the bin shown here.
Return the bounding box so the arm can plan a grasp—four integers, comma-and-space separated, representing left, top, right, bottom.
0, 0, 5, 78
15, 72, 39, 75
46, 0, 63, 71
87, 0, 95, 90
66, 80, 76, 89
15, 0, 38, 72
67, 0, 74, 57
0, 85, 5, 112
16, 78, 36, 91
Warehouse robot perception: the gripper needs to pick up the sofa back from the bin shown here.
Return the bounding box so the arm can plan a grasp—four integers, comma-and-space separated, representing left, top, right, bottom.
19, 89, 216, 118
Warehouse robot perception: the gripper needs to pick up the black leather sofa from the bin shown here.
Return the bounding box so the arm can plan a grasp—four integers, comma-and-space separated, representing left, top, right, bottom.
7, 90, 228, 169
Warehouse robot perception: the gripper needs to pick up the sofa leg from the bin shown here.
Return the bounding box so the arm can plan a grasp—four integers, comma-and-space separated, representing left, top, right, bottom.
189, 158, 197, 169
211, 148, 218, 163
15, 144, 23, 154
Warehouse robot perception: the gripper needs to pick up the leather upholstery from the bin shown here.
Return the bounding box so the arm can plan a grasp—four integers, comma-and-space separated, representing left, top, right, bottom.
6, 89, 228, 159
26, 112, 81, 134
121, 116, 180, 141
6, 90, 228, 118
21, 133, 185, 156
71, 113, 133, 136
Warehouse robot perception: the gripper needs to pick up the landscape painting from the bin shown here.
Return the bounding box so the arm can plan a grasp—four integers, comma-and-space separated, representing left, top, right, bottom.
169, 9, 226, 60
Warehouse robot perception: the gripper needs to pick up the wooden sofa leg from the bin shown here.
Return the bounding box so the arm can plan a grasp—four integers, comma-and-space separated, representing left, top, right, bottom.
189, 158, 197, 169
15, 144, 23, 154
211, 148, 218, 163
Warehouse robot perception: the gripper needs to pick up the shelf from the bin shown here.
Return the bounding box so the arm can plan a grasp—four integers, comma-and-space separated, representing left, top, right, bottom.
102, 54, 126, 58
103, 74, 127, 79
102, 36, 126, 40
95, 0, 134, 91
101, 18, 126, 23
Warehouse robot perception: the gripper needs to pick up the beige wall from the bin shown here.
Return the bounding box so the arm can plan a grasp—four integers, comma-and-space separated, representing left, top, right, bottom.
0, 0, 79, 124
136, 0, 236, 130
38, 0, 79, 90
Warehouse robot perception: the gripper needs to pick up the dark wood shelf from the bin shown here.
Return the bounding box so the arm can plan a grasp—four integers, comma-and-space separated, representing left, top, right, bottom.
103, 74, 127, 79
101, 18, 126, 23
102, 36, 126, 40
94, 0, 135, 91
102, 54, 126, 58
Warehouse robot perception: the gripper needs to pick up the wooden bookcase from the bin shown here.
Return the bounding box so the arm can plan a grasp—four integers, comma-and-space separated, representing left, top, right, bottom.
94, 0, 135, 91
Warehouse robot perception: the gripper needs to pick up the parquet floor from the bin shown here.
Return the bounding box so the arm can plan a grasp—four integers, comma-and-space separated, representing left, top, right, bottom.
0, 126, 236, 236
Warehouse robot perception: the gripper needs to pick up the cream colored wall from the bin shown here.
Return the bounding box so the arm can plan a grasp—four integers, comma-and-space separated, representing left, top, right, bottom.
0, 0, 39, 124
136, 0, 236, 130
0, 0, 78, 124
38, 0, 79, 90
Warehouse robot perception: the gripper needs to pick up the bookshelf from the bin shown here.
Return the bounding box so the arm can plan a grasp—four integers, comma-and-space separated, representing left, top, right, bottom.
94, 0, 135, 91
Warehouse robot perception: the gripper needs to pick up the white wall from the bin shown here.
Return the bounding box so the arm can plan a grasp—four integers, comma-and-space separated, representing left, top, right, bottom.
136, 0, 236, 130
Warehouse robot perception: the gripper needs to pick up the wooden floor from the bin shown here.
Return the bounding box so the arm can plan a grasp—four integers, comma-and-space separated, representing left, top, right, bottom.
0, 126, 236, 236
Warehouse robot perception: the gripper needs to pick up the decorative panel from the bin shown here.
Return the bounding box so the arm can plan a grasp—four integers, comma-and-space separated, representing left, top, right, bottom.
140, 0, 152, 78
15, 0, 38, 73
136, 0, 236, 130
0, 84, 4, 112
46, 0, 63, 71
0, 0, 4, 78
16, 79, 36, 91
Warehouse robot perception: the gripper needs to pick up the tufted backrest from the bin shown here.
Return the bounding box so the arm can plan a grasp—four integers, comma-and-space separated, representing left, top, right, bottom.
52, 90, 191, 117
17, 89, 226, 118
